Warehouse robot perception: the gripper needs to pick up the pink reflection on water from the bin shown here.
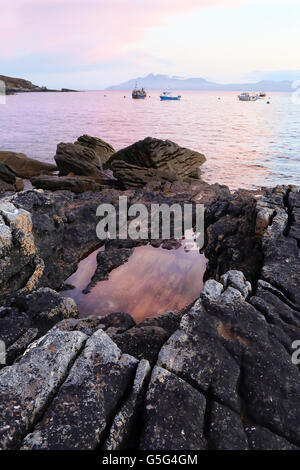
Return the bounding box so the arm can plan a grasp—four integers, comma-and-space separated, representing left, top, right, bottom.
1, 91, 298, 190
61, 244, 207, 323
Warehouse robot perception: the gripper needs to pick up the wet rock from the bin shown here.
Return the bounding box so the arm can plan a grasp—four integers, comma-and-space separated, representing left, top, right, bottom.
21, 329, 138, 450
75, 134, 115, 167
103, 359, 151, 450
0, 151, 57, 178
106, 137, 206, 188
0, 327, 87, 449
140, 366, 207, 450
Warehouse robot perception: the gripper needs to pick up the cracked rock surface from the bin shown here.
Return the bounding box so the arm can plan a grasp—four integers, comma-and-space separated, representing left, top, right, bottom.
0, 183, 299, 450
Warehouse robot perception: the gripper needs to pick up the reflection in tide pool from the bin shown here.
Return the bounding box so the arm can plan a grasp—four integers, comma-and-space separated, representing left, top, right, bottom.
61, 244, 207, 323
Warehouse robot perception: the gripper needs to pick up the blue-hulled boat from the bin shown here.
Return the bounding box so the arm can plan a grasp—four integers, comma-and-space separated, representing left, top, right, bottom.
160, 91, 181, 101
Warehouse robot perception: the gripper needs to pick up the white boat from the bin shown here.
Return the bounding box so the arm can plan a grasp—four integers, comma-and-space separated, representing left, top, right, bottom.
238, 92, 259, 101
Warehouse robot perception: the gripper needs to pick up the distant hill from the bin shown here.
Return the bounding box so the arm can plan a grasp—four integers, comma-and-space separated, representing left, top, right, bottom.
106, 73, 293, 92
0, 74, 76, 94
0, 74, 40, 90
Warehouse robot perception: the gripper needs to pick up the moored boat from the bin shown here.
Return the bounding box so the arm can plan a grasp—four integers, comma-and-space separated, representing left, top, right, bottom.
132, 82, 147, 99
160, 91, 181, 101
238, 92, 259, 101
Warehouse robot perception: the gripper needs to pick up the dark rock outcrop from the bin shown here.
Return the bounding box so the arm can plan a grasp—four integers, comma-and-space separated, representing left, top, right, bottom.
0, 288, 79, 365
0, 171, 299, 450
54, 135, 115, 180
0, 327, 86, 449
106, 137, 206, 188
21, 329, 138, 450
75, 134, 115, 166
0, 151, 57, 178
0, 161, 16, 185
109, 160, 177, 189
0, 189, 120, 299
30, 136, 116, 193
31, 174, 104, 193
55, 142, 104, 177
0, 162, 17, 193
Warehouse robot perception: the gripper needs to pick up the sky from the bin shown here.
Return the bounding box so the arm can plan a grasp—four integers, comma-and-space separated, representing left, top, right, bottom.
0, 0, 300, 89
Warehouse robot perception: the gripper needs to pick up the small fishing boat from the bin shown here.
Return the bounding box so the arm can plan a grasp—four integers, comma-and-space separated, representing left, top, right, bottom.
132, 82, 147, 99
259, 92, 267, 98
160, 91, 181, 101
238, 92, 259, 101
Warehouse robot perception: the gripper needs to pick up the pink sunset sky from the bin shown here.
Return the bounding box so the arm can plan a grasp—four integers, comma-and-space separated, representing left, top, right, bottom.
1, 0, 299, 89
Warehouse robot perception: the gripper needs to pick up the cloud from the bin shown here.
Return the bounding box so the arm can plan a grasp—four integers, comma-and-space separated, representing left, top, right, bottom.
0, 0, 251, 63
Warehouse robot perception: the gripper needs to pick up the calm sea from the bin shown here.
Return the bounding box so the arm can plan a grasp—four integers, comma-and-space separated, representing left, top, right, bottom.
0, 90, 299, 190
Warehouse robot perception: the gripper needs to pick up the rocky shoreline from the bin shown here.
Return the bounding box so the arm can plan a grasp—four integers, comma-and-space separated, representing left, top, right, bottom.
0, 135, 299, 450
0, 74, 76, 94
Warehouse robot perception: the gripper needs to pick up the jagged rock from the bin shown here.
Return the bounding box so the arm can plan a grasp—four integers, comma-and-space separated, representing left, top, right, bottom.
0, 199, 42, 300
0, 151, 57, 178
220, 270, 252, 299
54, 142, 104, 177
204, 189, 264, 285
0, 327, 87, 449
140, 366, 207, 450
157, 299, 242, 412
103, 359, 151, 450
0, 288, 79, 364
110, 160, 177, 189
75, 135, 115, 166
201, 279, 224, 300
258, 187, 300, 307
106, 137, 206, 188
0, 179, 233, 298
0, 189, 123, 295
21, 329, 138, 450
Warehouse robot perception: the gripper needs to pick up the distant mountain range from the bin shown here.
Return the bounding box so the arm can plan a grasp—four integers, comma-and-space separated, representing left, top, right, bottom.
106, 73, 294, 92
